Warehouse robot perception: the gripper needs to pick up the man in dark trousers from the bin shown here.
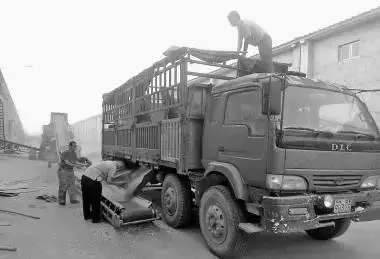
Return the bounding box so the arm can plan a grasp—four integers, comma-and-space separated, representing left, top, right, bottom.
58, 141, 85, 205
80, 160, 125, 223
228, 10, 273, 72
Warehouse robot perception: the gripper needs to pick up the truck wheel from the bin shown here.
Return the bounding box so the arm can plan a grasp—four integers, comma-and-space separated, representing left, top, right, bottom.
306, 219, 351, 240
161, 174, 193, 228
199, 185, 246, 258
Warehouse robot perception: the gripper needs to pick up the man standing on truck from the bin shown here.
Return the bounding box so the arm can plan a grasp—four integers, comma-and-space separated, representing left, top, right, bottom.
227, 10, 273, 72
80, 160, 126, 223
58, 141, 86, 205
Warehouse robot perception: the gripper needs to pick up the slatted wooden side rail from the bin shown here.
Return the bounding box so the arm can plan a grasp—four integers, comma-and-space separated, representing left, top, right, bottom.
116, 127, 132, 148
135, 60, 185, 116
160, 118, 181, 163
102, 129, 116, 155
135, 124, 160, 150
115, 126, 133, 157
116, 87, 133, 120
103, 102, 116, 123
134, 123, 161, 163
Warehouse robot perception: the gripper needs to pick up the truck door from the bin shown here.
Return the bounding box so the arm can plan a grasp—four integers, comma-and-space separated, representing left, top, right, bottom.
211, 88, 268, 187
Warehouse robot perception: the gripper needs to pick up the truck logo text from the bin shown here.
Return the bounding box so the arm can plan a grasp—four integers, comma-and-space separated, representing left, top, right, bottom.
331, 143, 352, 152
334, 177, 345, 186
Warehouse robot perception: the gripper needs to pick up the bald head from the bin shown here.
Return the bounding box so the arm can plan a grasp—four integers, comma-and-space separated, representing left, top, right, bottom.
228, 10, 241, 26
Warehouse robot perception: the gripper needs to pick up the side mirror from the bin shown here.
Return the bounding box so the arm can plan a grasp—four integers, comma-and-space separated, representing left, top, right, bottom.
262, 77, 282, 116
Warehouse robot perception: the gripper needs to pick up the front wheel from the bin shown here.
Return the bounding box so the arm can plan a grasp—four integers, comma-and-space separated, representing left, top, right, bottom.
161, 174, 193, 228
199, 185, 247, 258
306, 219, 351, 240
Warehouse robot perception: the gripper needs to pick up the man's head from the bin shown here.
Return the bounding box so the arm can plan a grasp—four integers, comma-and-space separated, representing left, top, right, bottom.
227, 10, 241, 27
114, 160, 126, 171
68, 141, 77, 152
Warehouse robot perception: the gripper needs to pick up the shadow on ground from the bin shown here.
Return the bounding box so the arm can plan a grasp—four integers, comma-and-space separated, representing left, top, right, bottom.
140, 189, 380, 259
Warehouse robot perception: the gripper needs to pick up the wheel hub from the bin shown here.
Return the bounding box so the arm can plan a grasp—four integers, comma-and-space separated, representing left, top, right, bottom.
164, 186, 177, 216
205, 205, 227, 244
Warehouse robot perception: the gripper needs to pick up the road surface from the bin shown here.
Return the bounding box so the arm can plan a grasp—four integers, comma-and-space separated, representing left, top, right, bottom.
0, 155, 380, 259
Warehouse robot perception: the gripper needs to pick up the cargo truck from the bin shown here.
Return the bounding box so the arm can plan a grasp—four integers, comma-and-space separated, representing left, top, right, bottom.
101, 47, 380, 258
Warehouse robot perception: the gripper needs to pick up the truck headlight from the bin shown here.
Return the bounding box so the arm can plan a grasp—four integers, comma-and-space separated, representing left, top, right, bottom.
324, 195, 334, 208
361, 176, 379, 189
266, 174, 308, 191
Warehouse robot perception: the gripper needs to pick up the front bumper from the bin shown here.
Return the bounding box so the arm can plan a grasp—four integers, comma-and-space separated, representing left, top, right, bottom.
260, 190, 380, 233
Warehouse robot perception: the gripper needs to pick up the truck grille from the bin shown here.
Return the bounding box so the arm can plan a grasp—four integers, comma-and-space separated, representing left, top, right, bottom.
313, 175, 362, 188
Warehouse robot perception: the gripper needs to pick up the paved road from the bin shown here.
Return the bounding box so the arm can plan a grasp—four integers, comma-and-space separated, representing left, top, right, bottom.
0, 155, 380, 259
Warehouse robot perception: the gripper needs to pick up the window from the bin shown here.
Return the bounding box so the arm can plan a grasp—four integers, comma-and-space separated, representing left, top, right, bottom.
338, 40, 360, 62
224, 90, 261, 134
282, 86, 377, 137
210, 96, 223, 123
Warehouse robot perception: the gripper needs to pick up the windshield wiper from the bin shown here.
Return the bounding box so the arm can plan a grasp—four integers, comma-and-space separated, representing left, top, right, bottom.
283, 127, 316, 131
283, 127, 334, 137
336, 130, 375, 140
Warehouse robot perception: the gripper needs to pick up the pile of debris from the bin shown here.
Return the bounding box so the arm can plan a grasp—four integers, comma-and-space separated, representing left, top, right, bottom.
0, 180, 55, 252
0, 179, 45, 197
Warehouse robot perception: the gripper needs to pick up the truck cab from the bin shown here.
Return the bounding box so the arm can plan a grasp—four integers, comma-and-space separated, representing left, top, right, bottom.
203, 74, 380, 193
198, 72, 380, 256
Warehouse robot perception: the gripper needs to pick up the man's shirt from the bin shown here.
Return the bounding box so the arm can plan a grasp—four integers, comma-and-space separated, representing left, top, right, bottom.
238, 19, 266, 46
83, 161, 116, 182
60, 150, 79, 171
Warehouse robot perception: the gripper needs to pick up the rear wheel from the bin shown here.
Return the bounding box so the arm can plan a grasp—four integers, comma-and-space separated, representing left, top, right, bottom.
161, 174, 193, 228
306, 219, 351, 240
199, 185, 247, 258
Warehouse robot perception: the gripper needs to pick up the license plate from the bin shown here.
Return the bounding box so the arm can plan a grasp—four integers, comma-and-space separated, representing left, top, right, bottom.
333, 199, 352, 213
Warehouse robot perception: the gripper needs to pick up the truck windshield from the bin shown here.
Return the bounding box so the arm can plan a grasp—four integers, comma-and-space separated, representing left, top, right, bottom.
282, 85, 379, 138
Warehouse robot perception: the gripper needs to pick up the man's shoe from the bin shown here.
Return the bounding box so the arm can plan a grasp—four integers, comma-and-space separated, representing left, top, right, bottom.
92, 219, 101, 223
71, 200, 79, 204
58, 202, 66, 206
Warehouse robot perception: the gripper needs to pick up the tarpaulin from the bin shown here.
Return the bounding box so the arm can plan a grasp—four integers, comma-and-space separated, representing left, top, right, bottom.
163, 46, 240, 64
237, 56, 290, 76
102, 166, 153, 202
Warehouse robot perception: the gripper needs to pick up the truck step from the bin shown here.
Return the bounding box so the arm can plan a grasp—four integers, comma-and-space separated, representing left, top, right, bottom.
238, 223, 263, 234
141, 186, 162, 191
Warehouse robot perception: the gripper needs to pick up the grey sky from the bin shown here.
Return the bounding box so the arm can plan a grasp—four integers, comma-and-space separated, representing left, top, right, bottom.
1, 0, 379, 134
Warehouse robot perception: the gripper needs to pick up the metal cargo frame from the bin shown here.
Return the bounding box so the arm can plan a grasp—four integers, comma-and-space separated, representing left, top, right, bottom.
101, 47, 290, 172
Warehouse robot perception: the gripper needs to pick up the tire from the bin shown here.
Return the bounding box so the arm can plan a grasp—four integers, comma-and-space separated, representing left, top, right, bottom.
199, 185, 247, 258
306, 219, 351, 240
161, 174, 193, 228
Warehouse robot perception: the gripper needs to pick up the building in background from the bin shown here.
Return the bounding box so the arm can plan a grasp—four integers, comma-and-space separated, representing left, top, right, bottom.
0, 69, 25, 144
270, 6, 380, 121
72, 114, 102, 156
